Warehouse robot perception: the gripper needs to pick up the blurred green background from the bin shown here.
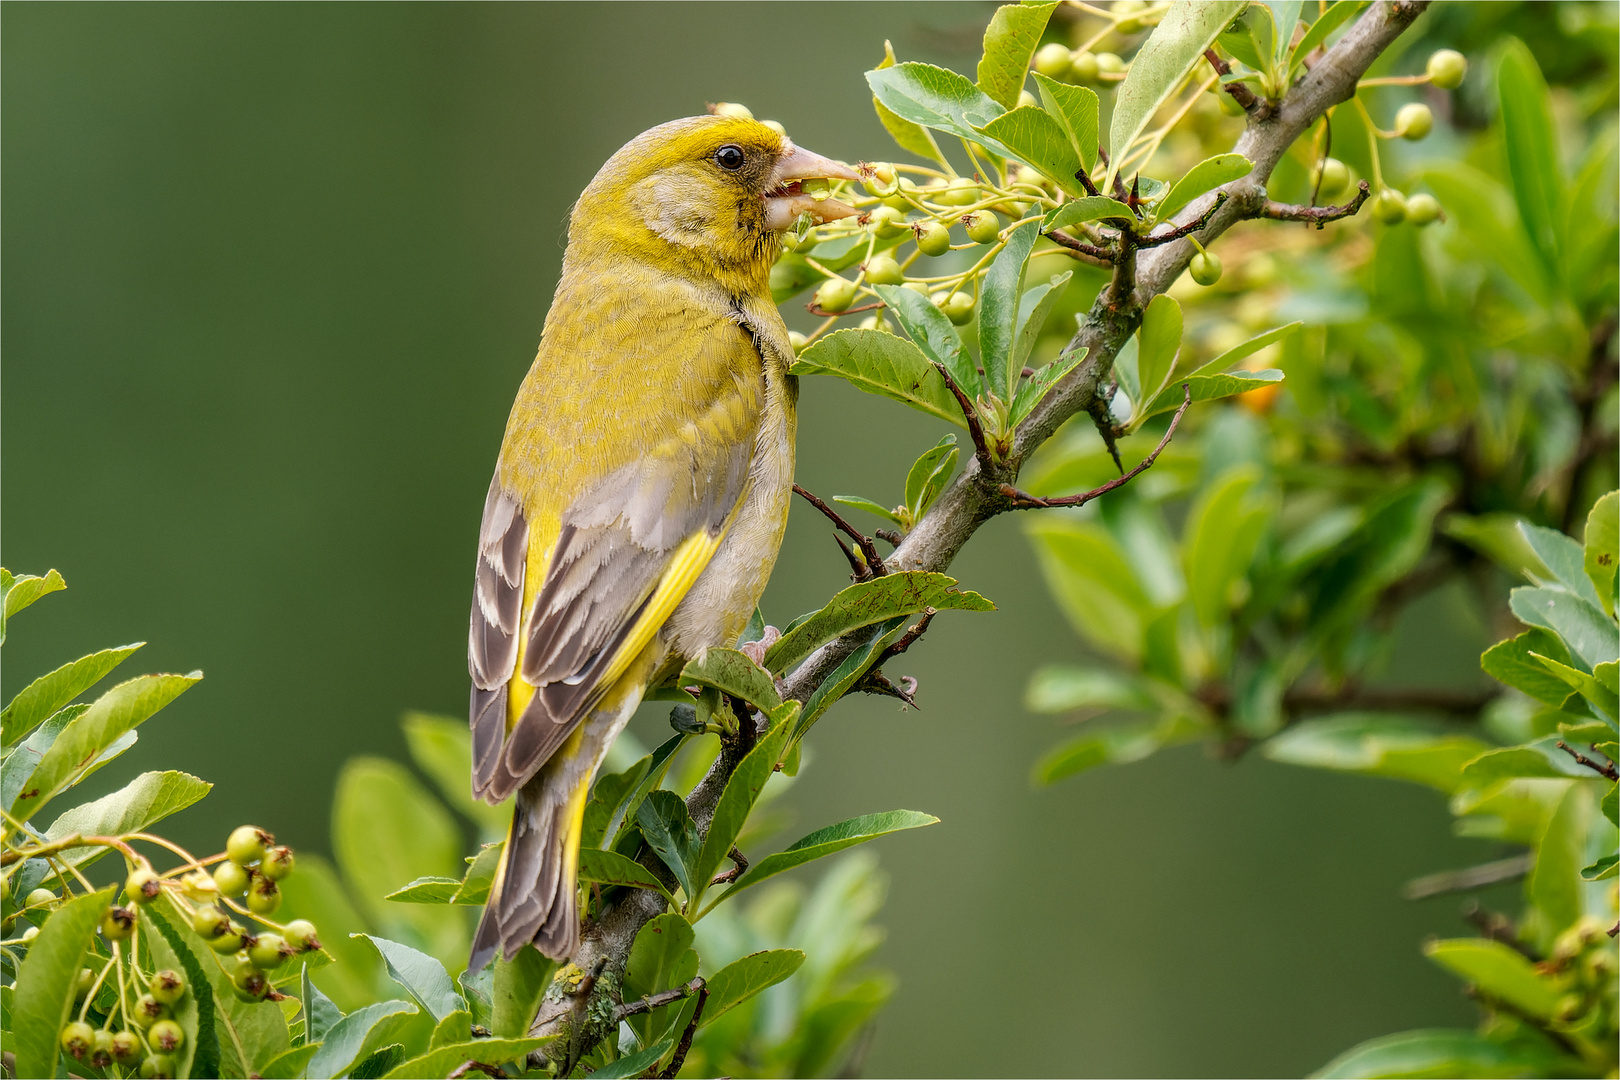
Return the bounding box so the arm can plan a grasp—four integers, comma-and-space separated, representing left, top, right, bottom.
2, 3, 1518, 1075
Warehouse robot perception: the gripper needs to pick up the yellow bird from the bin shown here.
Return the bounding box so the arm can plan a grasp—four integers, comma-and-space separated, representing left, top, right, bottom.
467, 114, 859, 969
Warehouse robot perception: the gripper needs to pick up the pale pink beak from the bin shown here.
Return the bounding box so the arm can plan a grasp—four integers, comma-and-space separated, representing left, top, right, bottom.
764, 140, 862, 230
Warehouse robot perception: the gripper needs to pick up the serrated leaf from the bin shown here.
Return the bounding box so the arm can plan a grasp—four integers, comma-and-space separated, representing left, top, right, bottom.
791, 328, 966, 428
1531, 651, 1618, 720
679, 647, 780, 714
9, 885, 115, 1080
832, 495, 903, 524
872, 283, 981, 399
636, 790, 701, 897
0, 568, 66, 644
717, 811, 939, 901
1520, 522, 1605, 610
384, 876, 463, 904
692, 712, 794, 907
42, 770, 212, 868
1582, 853, 1618, 881
1289, 1, 1365, 77
1032, 73, 1098, 172
140, 909, 203, 1077
0, 642, 143, 746
977, 3, 1056, 109
301, 962, 342, 1045
1584, 490, 1617, 618
763, 572, 994, 674
1010, 346, 1087, 428
1011, 273, 1072, 377
866, 62, 1014, 158
974, 106, 1084, 195
1043, 195, 1136, 233
700, 949, 806, 1027
355, 934, 464, 1022
1156, 153, 1252, 223
1461, 739, 1592, 783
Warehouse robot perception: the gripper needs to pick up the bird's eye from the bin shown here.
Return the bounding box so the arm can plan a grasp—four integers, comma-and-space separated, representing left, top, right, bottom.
715, 144, 745, 171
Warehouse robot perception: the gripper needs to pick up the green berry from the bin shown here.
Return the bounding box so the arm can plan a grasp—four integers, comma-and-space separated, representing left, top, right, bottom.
1372, 188, 1407, 225
261, 846, 295, 881
1096, 52, 1125, 75
25, 887, 56, 910
781, 227, 817, 253
1070, 51, 1100, 83
141, 1053, 176, 1080
901, 281, 932, 296
90, 1028, 117, 1069
20, 925, 39, 943
247, 878, 282, 916
132, 993, 166, 1029
1405, 193, 1441, 226
936, 291, 975, 326
914, 220, 951, 257
192, 905, 230, 939
209, 922, 248, 955
864, 162, 897, 196
883, 177, 918, 210
964, 211, 1000, 245
864, 255, 905, 286
787, 330, 807, 353
60, 1020, 95, 1060
1017, 89, 1038, 109
867, 205, 907, 238
227, 825, 271, 867
1189, 251, 1223, 286
150, 969, 185, 1006
76, 966, 96, 998
1314, 157, 1350, 201
100, 905, 137, 941
940, 177, 979, 207
815, 277, 856, 313
213, 859, 251, 898
1395, 102, 1432, 140
1426, 48, 1467, 90
231, 963, 269, 1003
126, 866, 162, 905
149, 1019, 185, 1053
111, 1030, 143, 1065
1114, 0, 1147, 34
249, 932, 291, 970
1034, 41, 1072, 78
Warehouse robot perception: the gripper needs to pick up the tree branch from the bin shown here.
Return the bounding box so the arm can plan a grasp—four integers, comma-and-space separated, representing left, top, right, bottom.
999, 384, 1190, 509
1134, 192, 1230, 248
793, 483, 887, 579
1258, 180, 1372, 227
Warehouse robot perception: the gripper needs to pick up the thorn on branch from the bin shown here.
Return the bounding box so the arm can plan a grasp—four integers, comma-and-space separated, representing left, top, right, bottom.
709, 846, 749, 887
857, 669, 918, 707
1258, 180, 1372, 228
793, 484, 887, 580
1044, 227, 1117, 268
931, 362, 997, 476
1075, 167, 1101, 198
1135, 192, 1231, 248
657, 980, 708, 1079
1001, 384, 1191, 509
1555, 741, 1618, 781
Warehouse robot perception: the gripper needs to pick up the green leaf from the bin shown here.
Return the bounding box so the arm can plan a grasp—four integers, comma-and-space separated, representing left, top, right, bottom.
578, 846, 676, 902
904, 435, 959, 522
355, 934, 464, 1022
1497, 39, 1565, 277
306, 1000, 418, 1080
1025, 518, 1151, 660
277, 854, 383, 1013
583, 758, 653, 851
1191, 322, 1304, 379
1218, 5, 1273, 73
1262, 714, 1493, 793
865, 63, 1012, 157
491, 946, 554, 1039
1156, 153, 1253, 223
0, 568, 65, 643
1289, 1, 1365, 76
974, 107, 1084, 195
678, 647, 781, 714
1133, 294, 1182, 415
798, 628, 895, 735
1011, 273, 1073, 379
42, 770, 212, 869
380, 1038, 554, 1080
0, 642, 143, 746
0, 705, 86, 811
763, 571, 994, 674
1042, 195, 1136, 233
429, 1009, 472, 1049
636, 790, 702, 897
977, 3, 1056, 109
1424, 939, 1560, 1020
872, 283, 980, 399
1135, 369, 1282, 427
1528, 782, 1588, 937
1482, 629, 1578, 706
1531, 651, 1618, 720
141, 903, 204, 1078
260, 1044, 322, 1080
1461, 739, 1592, 783
301, 962, 342, 1045
791, 328, 966, 429
1183, 465, 1269, 628
1033, 717, 1193, 784
700, 949, 806, 1028
354, 1044, 408, 1078
872, 41, 947, 168
1520, 523, 1605, 610
1510, 587, 1618, 671
623, 913, 697, 1047
1025, 665, 1159, 713
401, 712, 509, 840
693, 713, 794, 904
607, 734, 686, 850
384, 877, 463, 904
1032, 73, 1098, 172
1109, 1, 1247, 188
1420, 160, 1551, 303
1311, 1027, 1580, 1079
1584, 490, 1618, 618
964, 217, 1035, 402
1264, 0, 1303, 61
1604, 782, 1617, 827
1582, 853, 1618, 881
587, 1039, 675, 1080
9, 671, 200, 821
9, 885, 115, 1080
1010, 346, 1088, 429
831, 495, 902, 525
718, 811, 939, 901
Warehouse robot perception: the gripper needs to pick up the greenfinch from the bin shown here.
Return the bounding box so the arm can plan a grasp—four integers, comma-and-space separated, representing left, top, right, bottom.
468, 115, 859, 969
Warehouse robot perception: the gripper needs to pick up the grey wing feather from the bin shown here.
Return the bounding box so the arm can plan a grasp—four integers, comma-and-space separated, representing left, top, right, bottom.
468, 478, 528, 797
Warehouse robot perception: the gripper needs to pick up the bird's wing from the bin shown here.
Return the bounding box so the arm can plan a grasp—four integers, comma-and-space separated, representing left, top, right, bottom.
469, 309, 766, 802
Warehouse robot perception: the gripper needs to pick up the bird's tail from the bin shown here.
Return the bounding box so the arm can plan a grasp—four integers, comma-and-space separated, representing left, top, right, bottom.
470, 768, 590, 972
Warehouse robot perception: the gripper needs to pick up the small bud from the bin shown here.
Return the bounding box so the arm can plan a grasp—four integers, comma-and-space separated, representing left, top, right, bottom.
1189, 251, 1223, 286
111, 1030, 143, 1065
939, 177, 979, 207
1372, 188, 1407, 225
914, 220, 951, 257
787, 330, 808, 353
761, 119, 786, 137
815, 277, 857, 313
1070, 51, 1100, 83
141, 1053, 176, 1080
150, 969, 186, 1006
60, 1020, 95, 1061
1426, 49, 1467, 90
126, 866, 162, 905
227, 825, 272, 866
1034, 42, 1072, 78
1313, 157, 1350, 201
132, 993, 167, 1029
711, 102, 753, 120
1095, 53, 1126, 76
247, 876, 282, 917
1395, 102, 1432, 140
100, 905, 137, 941
150, 1019, 185, 1054
1405, 192, 1441, 226
90, 1029, 117, 1069
964, 210, 1000, 245
24, 887, 56, 910
214, 859, 251, 898
865, 254, 905, 286
261, 845, 295, 881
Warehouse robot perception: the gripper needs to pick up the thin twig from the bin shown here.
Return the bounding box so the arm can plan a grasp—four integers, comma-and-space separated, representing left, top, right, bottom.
1259, 180, 1372, 227
931, 363, 996, 475
793, 484, 887, 578
708, 847, 749, 887
1043, 227, 1117, 267
1000, 384, 1190, 509
1204, 48, 1260, 111
805, 299, 886, 318
1134, 192, 1230, 248
657, 981, 708, 1079
1555, 741, 1618, 781
1403, 855, 1532, 900
613, 977, 705, 1022
856, 669, 918, 706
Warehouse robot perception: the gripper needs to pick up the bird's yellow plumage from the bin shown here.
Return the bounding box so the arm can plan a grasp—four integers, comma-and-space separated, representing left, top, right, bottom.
467, 114, 859, 969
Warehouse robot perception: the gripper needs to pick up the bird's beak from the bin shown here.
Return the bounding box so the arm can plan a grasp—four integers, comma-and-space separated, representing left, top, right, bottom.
764, 141, 862, 231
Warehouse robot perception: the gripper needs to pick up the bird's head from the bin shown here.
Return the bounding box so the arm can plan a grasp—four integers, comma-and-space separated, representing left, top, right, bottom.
569, 114, 861, 290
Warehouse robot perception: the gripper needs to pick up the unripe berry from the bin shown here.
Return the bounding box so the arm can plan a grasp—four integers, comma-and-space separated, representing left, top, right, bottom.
25, 887, 56, 910
20, 925, 39, 943
132, 993, 166, 1029
1426, 49, 1467, 90
1034, 42, 1072, 78
101, 905, 137, 941
149, 1019, 185, 1053
214, 860, 251, 898
1189, 251, 1223, 286
249, 932, 291, 970
111, 1030, 143, 1065
192, 905, 230, 939
914, 220, 951, 257
247, 877, 282, 916
761, 119, 786, 137
1018, 89, 1038, 109
964, 211, 1000, 245
90, 1028, 117, 1069
711, 102, 753, 120
781, 227, 817, 253
150, 969, 185, 1005
1395, 102, 1432, 140
1405, 192, 1441, 226
1070, 51, 1100, 83
60, 1020, 95, 1060
126, 867, 162, 905
227, 825, 272, 867
231, 964, 270, 1003
883, 177, 919, 210
901, 281, 932, 296
815, 277, 856, 313
1095, 53, 1125, 76
1313, 157, 1350, 201
181, 870, 218, 901
76, 967, 96, 998
261, 846, 295, 881
864, 255, 905, 286
283, 918, 321, 952
940, 178, 979, 207
209, 922, 248, 955
1372, 188, 1407, 225
1113, 0, 1147, 35
935, 291, 976, 325
868, 205, 908, 238
141, 1054, 176, 1080
787, 331, 807, 353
